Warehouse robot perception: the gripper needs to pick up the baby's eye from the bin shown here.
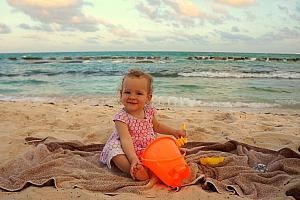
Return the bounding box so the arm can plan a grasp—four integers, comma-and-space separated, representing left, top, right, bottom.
137, 92, 143, 95
124, 91, 130, 94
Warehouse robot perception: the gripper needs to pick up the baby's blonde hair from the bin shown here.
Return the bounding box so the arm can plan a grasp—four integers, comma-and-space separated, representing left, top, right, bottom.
120, 68, 153, 95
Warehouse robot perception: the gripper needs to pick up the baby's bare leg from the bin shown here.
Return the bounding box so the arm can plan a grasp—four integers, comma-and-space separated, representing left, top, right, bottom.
112, 154, 131, 174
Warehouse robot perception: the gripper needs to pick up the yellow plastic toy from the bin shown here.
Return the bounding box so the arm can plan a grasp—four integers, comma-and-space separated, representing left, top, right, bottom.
176, 123, 187, 147
176, 137, 187, 146
200, 157, 225, 166
181, 122, 186, 131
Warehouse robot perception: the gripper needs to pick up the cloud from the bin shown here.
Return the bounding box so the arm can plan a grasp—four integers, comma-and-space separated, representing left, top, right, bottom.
277, 5, 289, 14
0, 23, 11, 34
277, 4, 300, 21
216, 30, 254, 41
215, 0, 256, 8
107, 25, 137, 38
135, 1, 174, 23
168, 0, 204, 17
19, 23, 53, 32
136, 0, 225, 27
231, 26, 240, 32
245, 11, 256, 22
290, 4, 300, 21
218, 27, 300, 44
260, 27, 300, 41
84, 36, 102, 44
145, 32, 209, 44
7, 0, 99, 32
135, 0, 254, 27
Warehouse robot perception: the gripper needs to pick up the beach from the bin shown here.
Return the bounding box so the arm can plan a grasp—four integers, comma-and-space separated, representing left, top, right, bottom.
0, 99, 299, 200
2, 0, 300, 198
1, 51, 299, 200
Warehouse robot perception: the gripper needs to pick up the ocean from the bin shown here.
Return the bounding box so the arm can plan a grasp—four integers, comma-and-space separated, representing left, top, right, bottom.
0, 51, 299, 109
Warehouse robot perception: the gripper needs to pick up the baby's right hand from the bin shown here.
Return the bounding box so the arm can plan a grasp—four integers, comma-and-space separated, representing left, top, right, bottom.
130, 159, 141, 179
173, 129, 186, 139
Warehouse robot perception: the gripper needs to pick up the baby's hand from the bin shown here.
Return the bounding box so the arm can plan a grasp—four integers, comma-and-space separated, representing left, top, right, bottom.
130, 159, 149, 181
173, 130, 186, 139
130, 159, 141, 179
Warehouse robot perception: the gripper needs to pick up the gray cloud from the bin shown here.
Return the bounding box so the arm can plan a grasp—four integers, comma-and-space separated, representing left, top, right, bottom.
231, 26, 240, 32
290, 4, 300, 21
216, 30, 254, 41
277, 5, 289, 14
136, 1, 174, 23
0, 23, 11, 34
145, 33, 209, 44
260, 27, 300, 41
216, 26, 300, 45
7, 0, 99, 32
135, 0, 223, 28
277, 3, 300, 22
245, 11, 256, 22
84, 36, 102, 44
19, 23, 53, 32
135, 0, 256, 28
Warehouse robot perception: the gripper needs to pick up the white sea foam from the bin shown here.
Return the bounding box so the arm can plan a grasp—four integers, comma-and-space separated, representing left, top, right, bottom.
0, 94, 56, 103
178, 71, 300, 79
112, 60, 122, 63
153, 96, 279, 108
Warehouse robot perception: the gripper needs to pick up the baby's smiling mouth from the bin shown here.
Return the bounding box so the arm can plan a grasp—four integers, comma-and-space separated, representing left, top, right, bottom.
127, 101, 137, 104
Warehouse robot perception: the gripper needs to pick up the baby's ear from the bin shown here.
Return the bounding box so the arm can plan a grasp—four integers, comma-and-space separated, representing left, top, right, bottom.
147, 94, 152, 103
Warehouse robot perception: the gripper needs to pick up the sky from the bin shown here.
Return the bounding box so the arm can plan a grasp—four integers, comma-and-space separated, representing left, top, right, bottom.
0, 0, 299, 53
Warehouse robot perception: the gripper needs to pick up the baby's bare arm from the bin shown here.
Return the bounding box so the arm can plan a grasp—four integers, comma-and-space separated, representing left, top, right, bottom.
152, 116, 186, 138
115, 121, 139, 164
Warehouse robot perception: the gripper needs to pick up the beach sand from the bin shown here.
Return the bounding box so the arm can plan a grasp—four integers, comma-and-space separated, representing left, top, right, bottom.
0, 100, 299, 200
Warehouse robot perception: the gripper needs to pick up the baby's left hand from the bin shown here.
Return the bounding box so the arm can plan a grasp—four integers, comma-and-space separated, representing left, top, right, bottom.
173, 130, 186, 139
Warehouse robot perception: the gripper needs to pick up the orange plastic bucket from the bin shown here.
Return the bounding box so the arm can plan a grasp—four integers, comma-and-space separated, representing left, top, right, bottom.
141, 136, 190, 188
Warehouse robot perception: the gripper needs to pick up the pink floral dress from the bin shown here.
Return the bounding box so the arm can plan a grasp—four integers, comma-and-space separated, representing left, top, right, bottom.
100, 105, 157, 168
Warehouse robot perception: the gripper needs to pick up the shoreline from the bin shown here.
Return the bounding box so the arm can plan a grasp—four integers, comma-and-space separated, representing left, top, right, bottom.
1, 96, 299, 114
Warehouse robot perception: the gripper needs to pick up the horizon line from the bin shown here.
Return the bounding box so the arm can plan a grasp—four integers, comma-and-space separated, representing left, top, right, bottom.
0, 50, 299, 55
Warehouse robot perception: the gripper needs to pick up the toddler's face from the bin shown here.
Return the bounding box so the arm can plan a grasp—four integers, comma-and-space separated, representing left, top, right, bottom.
121, 77, 152, 115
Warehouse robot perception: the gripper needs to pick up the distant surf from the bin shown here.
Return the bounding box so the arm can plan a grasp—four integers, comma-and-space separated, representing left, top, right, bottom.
0, 51, 299, 109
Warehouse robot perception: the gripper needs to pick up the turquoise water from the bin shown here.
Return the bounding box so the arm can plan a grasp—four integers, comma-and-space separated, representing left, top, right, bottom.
0, 51, 299, 108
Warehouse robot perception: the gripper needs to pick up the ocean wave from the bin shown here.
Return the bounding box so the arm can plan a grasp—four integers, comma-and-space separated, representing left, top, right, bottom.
248, 87, 292, 93
23, 70, 61, 76
149, 72, 180, 77
178, 71, 300, 79
1, 79, 48, 85
153, 96, 280, 108
0, 70, 122, 77
0, 73, 19, 77
1, 69, 299, 79
0, 94, 56, 102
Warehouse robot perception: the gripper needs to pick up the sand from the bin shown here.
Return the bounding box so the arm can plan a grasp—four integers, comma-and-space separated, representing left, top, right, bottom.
0, 100, 299, 200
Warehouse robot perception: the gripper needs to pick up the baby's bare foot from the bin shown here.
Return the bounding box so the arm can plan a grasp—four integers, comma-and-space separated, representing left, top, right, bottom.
132, 164, 149, 181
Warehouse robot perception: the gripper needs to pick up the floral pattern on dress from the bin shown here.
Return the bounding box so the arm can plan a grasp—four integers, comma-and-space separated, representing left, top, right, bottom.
100, 105, 157, 168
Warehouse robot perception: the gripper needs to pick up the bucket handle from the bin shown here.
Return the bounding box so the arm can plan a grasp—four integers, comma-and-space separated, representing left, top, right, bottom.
141, 148, 186, 163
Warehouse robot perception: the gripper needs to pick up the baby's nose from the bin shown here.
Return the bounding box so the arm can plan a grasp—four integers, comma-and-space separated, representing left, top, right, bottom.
128, 94, 137, 99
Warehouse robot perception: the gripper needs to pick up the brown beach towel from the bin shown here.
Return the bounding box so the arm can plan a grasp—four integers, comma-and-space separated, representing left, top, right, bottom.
0, 137, 299, 199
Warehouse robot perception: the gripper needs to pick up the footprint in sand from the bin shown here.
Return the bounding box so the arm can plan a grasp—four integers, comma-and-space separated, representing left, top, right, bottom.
255, 124, 274, 132
194, 127, 210, 134
214, 113, 237, 123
